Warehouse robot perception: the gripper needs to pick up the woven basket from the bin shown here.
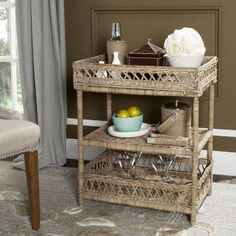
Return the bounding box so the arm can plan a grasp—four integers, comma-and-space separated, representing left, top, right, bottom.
83, 150, 212, 213
159, 102, 192, 138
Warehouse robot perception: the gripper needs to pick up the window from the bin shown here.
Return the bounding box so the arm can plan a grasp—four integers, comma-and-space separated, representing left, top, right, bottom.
0, 0, 22, 111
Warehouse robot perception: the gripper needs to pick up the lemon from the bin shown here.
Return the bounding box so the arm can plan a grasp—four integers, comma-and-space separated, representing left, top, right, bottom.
128, 106, 141, 117
117, 109, 130, 118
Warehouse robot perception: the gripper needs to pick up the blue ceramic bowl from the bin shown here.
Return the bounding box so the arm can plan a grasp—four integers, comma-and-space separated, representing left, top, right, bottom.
112, 113, 143, 132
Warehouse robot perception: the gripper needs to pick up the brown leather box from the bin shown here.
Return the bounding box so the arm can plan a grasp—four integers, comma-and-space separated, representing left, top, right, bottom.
128, 39, 166, 66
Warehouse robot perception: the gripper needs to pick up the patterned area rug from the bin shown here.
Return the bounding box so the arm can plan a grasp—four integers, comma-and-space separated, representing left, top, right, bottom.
0, 160, 236, 236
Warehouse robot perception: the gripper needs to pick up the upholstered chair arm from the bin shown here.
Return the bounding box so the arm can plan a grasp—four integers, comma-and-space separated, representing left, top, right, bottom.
0, 106, 22, 120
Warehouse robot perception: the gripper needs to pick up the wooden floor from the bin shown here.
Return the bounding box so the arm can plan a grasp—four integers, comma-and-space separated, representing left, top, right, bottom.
213, 175, 236, 184
64, 159, 236, 184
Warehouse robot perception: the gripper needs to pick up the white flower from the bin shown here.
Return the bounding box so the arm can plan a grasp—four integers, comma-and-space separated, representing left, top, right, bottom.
165, 40, 185, 56
172, 29, 186, 41
164, 27, 206, 57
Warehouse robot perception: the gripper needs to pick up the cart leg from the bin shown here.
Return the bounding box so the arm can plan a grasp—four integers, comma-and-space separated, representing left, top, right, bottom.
107, 93, 113, 168
77, 90, 84, 208
190, 213, 197, 225
107, 93, 112, 122
207, 84, 215, 196
191, 97, 199, 225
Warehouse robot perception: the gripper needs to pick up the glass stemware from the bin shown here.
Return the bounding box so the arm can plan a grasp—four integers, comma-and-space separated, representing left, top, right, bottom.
151, 154, 176, 183
113, 151, 142, 178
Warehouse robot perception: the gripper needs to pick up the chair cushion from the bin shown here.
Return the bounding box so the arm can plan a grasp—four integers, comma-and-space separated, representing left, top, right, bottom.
0, 119, 40, 159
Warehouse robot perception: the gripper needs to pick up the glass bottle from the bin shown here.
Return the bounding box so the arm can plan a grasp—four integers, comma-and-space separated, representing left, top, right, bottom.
107, 22, 127, 64
111, 22, 122, 41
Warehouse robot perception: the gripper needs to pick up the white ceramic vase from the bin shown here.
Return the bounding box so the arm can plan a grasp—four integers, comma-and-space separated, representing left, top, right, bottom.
112, 51, 121, 65
96, 60, 107, 78
165, 55, 204, 68
111, 51, 121, 79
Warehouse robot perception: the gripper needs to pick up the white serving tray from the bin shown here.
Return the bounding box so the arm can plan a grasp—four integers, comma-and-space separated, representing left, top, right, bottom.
108, 123, 150, 138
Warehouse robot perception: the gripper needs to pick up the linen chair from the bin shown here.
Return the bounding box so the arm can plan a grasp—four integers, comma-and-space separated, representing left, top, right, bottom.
0, 107, 40, 230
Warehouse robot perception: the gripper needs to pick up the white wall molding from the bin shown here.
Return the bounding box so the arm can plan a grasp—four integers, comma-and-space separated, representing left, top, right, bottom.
66, 138, 105, 161
67, 118, 106, 127
212, 129, 236, 138
200, 150, 236, 176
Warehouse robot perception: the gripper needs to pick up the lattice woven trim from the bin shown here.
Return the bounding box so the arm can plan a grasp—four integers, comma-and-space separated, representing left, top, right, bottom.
0, 145, 39, 160
73, 54, 218, 97
83, 150, 212, 211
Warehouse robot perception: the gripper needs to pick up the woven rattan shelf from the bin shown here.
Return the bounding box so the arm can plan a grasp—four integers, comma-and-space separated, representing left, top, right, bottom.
83, 123, 212, 156
73, 54, 218, 225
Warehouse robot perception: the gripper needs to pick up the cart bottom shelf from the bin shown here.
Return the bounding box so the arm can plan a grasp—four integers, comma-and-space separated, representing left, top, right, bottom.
82, 150, 212, 216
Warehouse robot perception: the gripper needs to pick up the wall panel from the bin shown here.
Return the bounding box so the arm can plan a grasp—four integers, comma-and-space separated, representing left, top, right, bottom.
65, 0, 236, 153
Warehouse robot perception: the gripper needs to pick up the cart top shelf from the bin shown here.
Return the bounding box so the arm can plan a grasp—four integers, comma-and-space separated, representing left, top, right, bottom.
73, 54, 218, 97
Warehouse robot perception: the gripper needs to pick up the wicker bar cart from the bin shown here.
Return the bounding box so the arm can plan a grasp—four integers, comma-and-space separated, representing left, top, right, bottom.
73, 54, 218, 225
